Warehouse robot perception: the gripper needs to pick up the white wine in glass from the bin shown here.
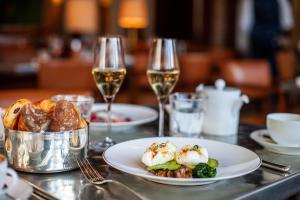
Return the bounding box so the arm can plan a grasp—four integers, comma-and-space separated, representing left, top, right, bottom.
92, 36, 126, 149
147, 38, 180, 137
147, 69, 180, 100
92, 68, 126, 102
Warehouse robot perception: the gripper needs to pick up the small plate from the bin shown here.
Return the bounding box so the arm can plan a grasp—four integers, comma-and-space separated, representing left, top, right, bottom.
103, 137, 261, 186
90, 104, 158, 128
250, 129, 300, 155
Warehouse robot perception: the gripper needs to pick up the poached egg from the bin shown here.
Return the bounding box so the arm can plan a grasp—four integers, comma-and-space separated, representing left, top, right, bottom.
142, 141, 177, 167
175, 145, 208, 168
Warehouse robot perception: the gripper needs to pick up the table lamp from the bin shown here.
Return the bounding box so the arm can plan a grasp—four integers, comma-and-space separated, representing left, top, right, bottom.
64, 0, 99, 34
118, 0, 148, 51
51, 0, 63, 6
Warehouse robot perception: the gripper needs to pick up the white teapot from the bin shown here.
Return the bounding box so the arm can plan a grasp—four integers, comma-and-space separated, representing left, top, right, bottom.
196, 79, 249, 136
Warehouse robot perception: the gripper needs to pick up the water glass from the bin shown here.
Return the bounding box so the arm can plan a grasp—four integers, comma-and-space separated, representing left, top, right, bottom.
52, 95, 94, 122
169, 92, 206, 137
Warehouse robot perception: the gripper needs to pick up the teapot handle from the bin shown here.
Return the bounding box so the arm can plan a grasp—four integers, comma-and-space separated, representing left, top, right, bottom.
240, 95, 249, 104
232, 95, 249, 118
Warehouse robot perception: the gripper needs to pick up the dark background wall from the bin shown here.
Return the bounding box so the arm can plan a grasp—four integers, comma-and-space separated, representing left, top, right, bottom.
154, 0, 237, 47
0, 0, 42, 25
154, 0, 193, 39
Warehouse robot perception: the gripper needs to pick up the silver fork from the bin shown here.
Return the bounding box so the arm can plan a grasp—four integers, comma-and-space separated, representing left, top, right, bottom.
76, 157, 145, 200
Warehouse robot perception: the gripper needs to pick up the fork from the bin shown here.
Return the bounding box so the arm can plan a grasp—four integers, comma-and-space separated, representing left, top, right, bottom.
76, 157, 145, 200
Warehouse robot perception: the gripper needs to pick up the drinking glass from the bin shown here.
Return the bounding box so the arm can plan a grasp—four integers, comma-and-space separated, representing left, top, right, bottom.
147, 38, 180, 137
92, 36, 126, 148
52, 95, 94, 122
169, 92, 207, 137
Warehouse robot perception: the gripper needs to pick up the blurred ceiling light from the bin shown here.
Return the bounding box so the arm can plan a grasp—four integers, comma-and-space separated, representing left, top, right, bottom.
64, 0, 99, 34
118, 0, 148, 29
52, 0, 63, 6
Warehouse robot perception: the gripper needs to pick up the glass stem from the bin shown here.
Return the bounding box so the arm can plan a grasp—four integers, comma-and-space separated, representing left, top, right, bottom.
158, 98, 165, 137
107, 101, 112, 133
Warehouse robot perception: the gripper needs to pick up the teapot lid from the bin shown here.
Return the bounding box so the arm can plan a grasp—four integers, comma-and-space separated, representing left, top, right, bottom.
215, 79, 226, 90
196, 79, 241, 96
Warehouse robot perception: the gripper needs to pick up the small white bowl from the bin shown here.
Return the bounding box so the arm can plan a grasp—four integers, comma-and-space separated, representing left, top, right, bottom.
267, 113, 300, 147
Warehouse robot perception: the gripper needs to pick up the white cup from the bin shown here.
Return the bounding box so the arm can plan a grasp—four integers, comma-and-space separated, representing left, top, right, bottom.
0, 154, 18, 195
267, 113, 300, 147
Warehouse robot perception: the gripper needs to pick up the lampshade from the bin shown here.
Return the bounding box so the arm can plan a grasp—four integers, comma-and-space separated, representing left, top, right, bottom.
118, 0, 148, 29
51, 0, 63, 6
64, 0, 99, 34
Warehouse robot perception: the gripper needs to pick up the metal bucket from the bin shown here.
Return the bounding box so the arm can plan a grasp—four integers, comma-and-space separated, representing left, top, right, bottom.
4, 128, 88, 173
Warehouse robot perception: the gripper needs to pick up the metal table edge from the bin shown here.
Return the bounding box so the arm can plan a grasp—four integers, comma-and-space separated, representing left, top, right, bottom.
234, 170, 300, 200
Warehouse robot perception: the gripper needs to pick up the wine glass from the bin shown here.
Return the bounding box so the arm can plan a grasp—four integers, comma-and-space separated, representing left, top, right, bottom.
92, 36, 126, 149
147, 38, 180, 137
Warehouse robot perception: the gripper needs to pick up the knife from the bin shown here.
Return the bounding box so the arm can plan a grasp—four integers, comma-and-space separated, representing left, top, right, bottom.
262, 160, 291, 172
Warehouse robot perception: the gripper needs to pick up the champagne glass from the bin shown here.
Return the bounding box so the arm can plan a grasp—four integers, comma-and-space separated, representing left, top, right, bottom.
92, 36, 126, 148
147, 38, 180, 137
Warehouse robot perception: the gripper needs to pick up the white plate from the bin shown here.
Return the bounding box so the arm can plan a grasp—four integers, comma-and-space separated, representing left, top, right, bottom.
90, 104, 158, 127
103, 137, 261, 186
250, 129, 300, 155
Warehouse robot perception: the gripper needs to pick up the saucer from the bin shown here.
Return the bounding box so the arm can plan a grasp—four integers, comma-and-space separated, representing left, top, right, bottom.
4, 175, 33, 200
250, 129, 300, 155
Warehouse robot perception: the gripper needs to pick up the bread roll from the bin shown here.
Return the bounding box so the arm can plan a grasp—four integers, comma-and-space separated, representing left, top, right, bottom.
18, 103, 51, 132
3, 99, 31, 130
50, 100, 81, 131
35, 99, 56, 113
79, 118, 88, 128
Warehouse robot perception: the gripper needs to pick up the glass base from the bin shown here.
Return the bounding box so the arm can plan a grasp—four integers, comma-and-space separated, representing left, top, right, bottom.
89, 137, 116, 152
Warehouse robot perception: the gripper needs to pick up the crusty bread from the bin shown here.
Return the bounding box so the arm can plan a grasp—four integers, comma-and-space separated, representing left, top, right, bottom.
50, 100, 81, 131
3, 99, 31, 130
79, 118, 88, 128
4, 98, 86, 132
17, 114, 27, 131
17, 103, 50, 132
74, 105, 87, 129
35, 99, 56, 113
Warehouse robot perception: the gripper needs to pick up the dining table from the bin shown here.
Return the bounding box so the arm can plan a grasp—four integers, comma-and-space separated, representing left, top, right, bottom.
2, 121, 300, 200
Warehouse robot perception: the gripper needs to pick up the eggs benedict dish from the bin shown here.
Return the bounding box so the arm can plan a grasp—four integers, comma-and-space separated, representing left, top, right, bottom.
141, 142, 218, 178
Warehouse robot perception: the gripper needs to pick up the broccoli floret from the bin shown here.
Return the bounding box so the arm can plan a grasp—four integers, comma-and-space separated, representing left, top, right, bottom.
192, 163, 217, 178
207, 158, 219, 168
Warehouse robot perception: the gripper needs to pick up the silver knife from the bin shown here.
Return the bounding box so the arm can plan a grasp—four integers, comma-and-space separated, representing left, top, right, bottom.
262, 160, 291, 172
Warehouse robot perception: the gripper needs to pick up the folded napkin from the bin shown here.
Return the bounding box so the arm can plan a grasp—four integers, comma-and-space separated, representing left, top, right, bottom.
6, 176, 33, 200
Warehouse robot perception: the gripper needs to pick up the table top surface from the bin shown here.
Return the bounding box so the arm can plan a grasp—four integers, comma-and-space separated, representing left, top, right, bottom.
4, 122, 300, 200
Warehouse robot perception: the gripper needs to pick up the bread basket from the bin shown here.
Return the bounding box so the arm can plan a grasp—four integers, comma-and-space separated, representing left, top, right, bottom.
4, 127, 88, 173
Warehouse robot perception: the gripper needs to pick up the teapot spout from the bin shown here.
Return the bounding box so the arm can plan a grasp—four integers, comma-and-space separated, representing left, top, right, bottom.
232, 95, 249, 118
